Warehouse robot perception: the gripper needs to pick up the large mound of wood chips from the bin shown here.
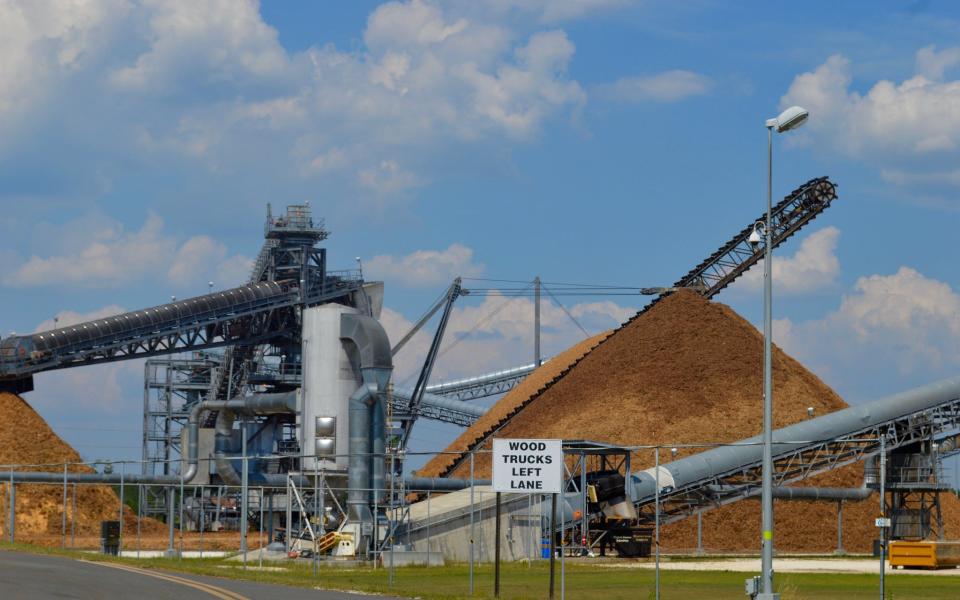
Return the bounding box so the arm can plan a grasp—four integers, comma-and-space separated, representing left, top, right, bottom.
418, 289, 960, 552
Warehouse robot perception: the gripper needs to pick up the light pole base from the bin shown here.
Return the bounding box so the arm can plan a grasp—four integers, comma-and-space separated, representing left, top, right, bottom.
756, 594, 780, 600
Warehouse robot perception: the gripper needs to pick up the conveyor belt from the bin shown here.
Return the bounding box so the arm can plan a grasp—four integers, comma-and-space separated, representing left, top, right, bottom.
0, 277, 363, 380
434, 176, 839, 478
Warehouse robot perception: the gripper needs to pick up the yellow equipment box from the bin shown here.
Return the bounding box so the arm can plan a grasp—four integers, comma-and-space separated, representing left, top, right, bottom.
888, 541, 960, 569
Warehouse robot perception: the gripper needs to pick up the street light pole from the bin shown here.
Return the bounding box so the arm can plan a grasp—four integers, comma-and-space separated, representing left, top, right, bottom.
757, 105, 808, 600
760, 121, 777, 600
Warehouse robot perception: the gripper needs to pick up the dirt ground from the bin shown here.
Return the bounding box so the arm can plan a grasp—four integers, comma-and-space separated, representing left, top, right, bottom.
12, 530, 263, 551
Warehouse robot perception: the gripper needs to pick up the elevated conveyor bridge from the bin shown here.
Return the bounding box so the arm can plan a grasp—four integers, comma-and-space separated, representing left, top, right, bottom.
625, 377, 960, 525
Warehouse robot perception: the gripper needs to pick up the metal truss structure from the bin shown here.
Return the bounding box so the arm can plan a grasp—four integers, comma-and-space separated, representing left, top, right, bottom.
140, 353, 220, 517
635, 394, 960, 525
425, 361, 543, 401
385, 391, 479, 428
673, 176, 838, 297
0, 278, 361, 380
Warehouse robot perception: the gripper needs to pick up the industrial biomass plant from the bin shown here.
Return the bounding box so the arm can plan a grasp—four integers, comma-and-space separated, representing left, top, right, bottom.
2, 181, 960, 568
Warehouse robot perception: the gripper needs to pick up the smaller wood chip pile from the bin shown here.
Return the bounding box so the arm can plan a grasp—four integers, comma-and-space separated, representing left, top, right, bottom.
418, 289, 960, 552
0, 392, 165, 541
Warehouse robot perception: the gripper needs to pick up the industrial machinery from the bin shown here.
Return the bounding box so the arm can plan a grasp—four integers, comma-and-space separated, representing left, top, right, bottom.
0, 177, 872, 563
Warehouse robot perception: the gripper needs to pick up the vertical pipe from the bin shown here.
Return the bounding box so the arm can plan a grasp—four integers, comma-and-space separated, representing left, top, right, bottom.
761, 123, 775, 597
579, 454, 587, 555
534, 276, 541, 367
61, 463, 67, 549
469, 451, 475, 595
313, 464, 318, 577
655, 447, 660, 600
880, 436, 886, 600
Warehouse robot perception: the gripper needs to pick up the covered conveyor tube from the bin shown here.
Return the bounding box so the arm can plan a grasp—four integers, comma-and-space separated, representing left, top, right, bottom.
629, 375, 960, 504
391, 387, 487, 418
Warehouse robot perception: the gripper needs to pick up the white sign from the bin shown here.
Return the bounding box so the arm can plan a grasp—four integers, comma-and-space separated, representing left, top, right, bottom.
492, 438, 563, 493
875, 517, 891, 528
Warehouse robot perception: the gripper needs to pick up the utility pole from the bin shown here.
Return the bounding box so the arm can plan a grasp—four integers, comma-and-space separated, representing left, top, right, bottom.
534, 276, 541, 367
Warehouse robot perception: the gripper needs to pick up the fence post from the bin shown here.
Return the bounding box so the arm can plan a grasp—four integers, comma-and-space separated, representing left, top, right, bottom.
655, 447, 661, 600
259, 486, 265, 570
71, 483, 76, 549
167, 486, 176, 556
494, 492, 502, 598
199, 485, 204, 559
426, 491, 432, 566
697, 511, 703, 555
61, 463, 67, 548
137, 484, 142, 559
836, 500, 844, 555
179, 474, 184, 557
119, 462, 125, 554
469, 451, 475, 596
8, 470, 14, 544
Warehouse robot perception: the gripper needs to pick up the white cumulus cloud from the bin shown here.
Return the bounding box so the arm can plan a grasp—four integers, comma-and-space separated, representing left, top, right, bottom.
782, 51, 960, 157
775, 266, 960, 384
366, 243, 485, 287
3, 214, 251, 290
595, 70, 712, 103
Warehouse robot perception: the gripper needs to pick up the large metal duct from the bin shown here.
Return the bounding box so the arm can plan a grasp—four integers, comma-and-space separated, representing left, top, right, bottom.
339, 312, 392, 554
213, 392, 299, 487
629, 375, 960, 503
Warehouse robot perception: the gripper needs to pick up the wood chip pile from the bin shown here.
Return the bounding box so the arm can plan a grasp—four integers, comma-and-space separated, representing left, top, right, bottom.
0, 392, 165, 540
418, 289, 960, 552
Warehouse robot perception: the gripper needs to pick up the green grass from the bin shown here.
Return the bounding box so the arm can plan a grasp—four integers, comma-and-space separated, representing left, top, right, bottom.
1, 542, 957, 599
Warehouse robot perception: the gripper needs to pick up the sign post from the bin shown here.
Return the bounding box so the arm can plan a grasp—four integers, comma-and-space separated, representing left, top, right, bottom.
493, 439, 563, 599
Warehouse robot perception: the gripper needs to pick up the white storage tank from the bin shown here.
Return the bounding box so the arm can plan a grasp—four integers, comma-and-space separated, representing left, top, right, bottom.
300, 304, 362, 472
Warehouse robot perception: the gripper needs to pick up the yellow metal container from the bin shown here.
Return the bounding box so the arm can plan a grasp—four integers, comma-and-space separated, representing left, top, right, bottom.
889, 541, 960, 569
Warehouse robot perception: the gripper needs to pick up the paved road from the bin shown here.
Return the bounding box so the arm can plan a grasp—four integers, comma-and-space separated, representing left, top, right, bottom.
0, 550, 401, 599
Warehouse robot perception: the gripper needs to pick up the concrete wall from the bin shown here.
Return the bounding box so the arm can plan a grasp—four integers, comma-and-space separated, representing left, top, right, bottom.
402, 486, 547, 562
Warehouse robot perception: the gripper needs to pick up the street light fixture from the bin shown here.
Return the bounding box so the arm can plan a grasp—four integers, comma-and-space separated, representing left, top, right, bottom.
757, 105, 808, 600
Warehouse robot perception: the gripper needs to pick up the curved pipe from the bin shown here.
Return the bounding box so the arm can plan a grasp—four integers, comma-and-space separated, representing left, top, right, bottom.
212, 392, 299, 487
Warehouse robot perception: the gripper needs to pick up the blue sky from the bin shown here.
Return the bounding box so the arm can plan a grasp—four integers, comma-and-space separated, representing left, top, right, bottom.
1, 1, 959, 470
